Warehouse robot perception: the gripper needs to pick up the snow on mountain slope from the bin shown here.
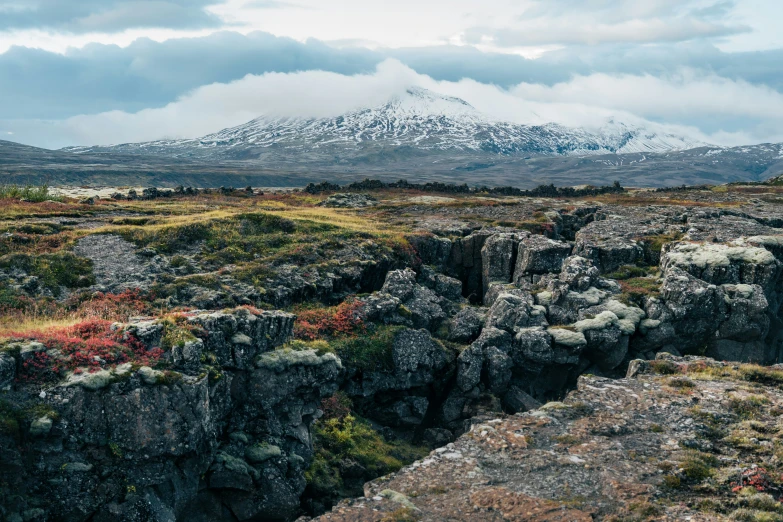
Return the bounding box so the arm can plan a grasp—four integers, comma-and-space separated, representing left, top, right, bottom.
65, 87, 706, 160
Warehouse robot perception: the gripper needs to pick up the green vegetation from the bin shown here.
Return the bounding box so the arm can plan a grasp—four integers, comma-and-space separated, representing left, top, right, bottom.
0, 252, 93, 294
159, 318, 198, 350
618, 276, 661, 305
638, 231, 685, 253
0, 184, 63, 203
606, 265, 656, 280
288, 325, 404, 372
667, 376, 696, 389
680, 451, 718, 482
306, 394, 428, 502
729, 394, 769, 420
0, 399, 59, 439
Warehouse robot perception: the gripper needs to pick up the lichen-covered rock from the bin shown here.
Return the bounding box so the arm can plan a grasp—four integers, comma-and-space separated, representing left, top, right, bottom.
392, 328, 451, 374
456, 327, 512, 393
417, 266, 463, 301
513, 327, 554, 365
0, 352, 15, 390
171, 339, 204, 373
447, 306, 486, 343
718, 283, 769, 341
513, 235, 572, 281
481, 234, 522, 303
574, 220, 644, 273
318, 193, 377, 208
188, 308, 294, 369
558, 255, 600, 291
344, 328, 455, 427
313, 355, 783, 522
0, 307, 342, 522
484, 291, 547, 333
367, 269, 453, 331
407, 234, 453, 270
662, 241, 780, 290
380, 268, 418, 301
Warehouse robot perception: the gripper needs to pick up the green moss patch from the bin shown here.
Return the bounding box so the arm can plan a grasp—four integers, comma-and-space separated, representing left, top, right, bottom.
306, 402, 427, 503
288, 325, 403, 372
0, 252, 94, 294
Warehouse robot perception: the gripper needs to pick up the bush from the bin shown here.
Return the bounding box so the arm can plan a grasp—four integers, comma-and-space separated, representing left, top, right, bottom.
11, 320, 164, 383
293, 299, 365, 341
0, 184, 63, 203
329, 326, 402, 372
306, 410, 427, 499
606, 265, 654, 280
238, 213, 296, 234
729, 395, 769, 419
618, 277, 660, 305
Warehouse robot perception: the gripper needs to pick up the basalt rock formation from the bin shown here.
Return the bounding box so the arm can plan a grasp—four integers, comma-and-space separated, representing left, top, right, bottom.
5, 185, 783, 520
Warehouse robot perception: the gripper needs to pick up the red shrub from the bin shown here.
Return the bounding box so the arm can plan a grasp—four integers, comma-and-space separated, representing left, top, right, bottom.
13, 319, 163, 383
294, 299, 364, 341
320, 392, 352, 421
731, 467, 781, 495
71, 289, 151, 321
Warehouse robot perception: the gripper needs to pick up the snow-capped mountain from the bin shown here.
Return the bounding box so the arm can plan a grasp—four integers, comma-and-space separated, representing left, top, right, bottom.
65, 87, 705, 162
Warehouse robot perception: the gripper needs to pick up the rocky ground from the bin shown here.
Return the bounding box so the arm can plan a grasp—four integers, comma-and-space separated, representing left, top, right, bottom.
312, 354, 783, 521
2, 181, 783, 521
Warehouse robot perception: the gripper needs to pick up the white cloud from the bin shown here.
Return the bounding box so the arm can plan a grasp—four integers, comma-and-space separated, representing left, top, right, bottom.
3, 0, 773, 55
6, 59, 783, 149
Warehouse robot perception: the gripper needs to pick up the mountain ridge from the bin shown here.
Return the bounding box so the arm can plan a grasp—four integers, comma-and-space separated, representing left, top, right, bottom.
63, 87, 705, 160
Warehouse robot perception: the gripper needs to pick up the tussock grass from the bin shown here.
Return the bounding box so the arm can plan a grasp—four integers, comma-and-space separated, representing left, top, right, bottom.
0, 316, 85, 338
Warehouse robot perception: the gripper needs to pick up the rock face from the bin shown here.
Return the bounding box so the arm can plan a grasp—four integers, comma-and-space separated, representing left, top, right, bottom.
0, 308, 341, 522
7, 187, 783, 521
312, 354, 783, 521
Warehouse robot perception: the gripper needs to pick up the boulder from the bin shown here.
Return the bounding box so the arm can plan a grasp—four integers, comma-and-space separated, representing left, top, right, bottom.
661, 242, 780, 291
407, 234, 453, 270
481, 234, 520, 303
318, 193, 377, 208
718, 284, 769, 341
485, 292, 547, 333
392, 329, 451, 374
368, 269, 452, 332
418, 266, 463, 301
559, 256, 600, 292
447, 307, 486, 343
502, 385, 542, 414
707, 339, 771, 364
0, 352, 15, 390
381, 269, 417, 301
189, 308, 295, 369
574, 225, 644, 274
513, 327, 554, 366
513, 236, 572, 282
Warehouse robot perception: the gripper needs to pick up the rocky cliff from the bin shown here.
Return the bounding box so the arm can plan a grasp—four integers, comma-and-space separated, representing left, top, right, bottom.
3, 184, 783, 520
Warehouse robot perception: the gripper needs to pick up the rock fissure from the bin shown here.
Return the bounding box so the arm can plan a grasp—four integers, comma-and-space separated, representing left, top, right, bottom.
6, 187, 783, 521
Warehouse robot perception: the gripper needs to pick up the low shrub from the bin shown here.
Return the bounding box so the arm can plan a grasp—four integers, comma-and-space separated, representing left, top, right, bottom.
293, 299, 365, 341
306, 396, 427, 502
0, 184, 63, 203
9, 320, 163, 383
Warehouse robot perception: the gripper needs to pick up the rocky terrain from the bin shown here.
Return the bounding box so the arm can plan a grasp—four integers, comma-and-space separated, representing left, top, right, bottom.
3, 180, 783, 521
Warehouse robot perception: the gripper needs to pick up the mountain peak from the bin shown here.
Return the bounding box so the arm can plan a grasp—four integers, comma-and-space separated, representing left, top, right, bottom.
64, 86, 705, 159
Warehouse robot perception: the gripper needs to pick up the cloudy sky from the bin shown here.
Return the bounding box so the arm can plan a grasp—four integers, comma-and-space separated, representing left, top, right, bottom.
1, 0, 781, 149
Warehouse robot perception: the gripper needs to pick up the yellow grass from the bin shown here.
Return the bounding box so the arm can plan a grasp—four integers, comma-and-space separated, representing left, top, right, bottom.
0, 315, 85, 338
270, 207, 407, 235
